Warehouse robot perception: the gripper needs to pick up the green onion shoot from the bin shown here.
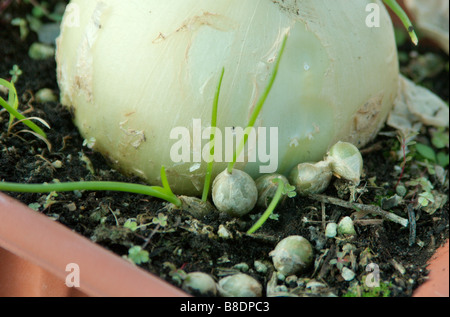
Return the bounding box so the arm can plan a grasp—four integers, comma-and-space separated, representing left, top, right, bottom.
201, 67, 225, 202
227, 34, 288, 174
0, 78, 48, 138
383, 0, 419, 45
0, 166, 182, 207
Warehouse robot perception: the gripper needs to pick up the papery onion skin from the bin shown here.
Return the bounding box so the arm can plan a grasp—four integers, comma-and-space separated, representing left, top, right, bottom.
56, 0, 399, 195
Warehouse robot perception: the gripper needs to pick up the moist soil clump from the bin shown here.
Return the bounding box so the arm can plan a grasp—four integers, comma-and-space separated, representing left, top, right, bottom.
1, 1, 448, 297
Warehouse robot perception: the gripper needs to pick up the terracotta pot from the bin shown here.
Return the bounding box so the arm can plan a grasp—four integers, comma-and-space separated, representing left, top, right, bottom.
1, 192, 448, 297
413, 240, 449, 297
0, 192, 188, 297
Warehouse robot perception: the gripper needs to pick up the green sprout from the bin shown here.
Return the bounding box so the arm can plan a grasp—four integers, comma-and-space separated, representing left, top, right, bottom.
24, 0, 64, 22
227, 34, 288, 174
343, 280, 392, 297
383, 0, 418, 45
247, 178, 296, 234
11, 18, 30, 41
42, 191, 58, 209
126, 246, 150, 265
0, 166, 182, 207
415, 141, 449, 168
124, 218, 138, 231
406, 176, 434, 206
164, 262, 187, 286
202, 67, 225, 202
417, 191, 434, 208
0, 78, 48, 138
9, 65, 23, 84
152, 212, 168, 227
83, 137, 97, 149
124, 212, 168, 232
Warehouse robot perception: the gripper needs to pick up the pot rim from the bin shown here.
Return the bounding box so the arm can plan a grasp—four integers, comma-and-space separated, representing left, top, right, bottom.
413, 240, 449, 297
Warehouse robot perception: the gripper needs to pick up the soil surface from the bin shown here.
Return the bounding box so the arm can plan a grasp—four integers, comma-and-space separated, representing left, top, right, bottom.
1, 1, 448, 297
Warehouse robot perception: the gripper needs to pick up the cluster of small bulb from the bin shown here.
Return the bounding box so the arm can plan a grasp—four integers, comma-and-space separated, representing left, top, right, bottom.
211, 141, 363, 217
290, 141, 363, 196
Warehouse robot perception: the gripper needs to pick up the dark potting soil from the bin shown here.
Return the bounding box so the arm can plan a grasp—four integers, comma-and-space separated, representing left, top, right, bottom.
1, 1, 448, 297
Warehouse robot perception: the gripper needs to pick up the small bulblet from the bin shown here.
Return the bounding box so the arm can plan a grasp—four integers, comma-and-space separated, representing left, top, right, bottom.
255, 173, 289, 208
212, 168, 258, 217
289, 161, 332, 196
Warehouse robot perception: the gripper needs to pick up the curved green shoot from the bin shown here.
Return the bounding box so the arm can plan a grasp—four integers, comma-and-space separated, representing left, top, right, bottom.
0, 78, 48, 138
159, 165, 175, 197
0, 166, 182, 207
247, 179, 295, 234
227, 34, 288, 174
1, 77, 19, 129
383, 0, 418, 45
202, 67, 225, 202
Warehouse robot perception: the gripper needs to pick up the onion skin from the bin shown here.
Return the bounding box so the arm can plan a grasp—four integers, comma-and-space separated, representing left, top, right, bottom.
56, 0, 399, 195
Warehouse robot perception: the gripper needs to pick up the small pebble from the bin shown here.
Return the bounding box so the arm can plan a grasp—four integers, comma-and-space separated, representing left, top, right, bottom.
64, 202, 76, 212
254, 260, 268, 274
36, 88, 57, 103
52, 160, 63, 169
217, 225, 233, 239
341, 267, 356, 281
325, 222, 337, 238
338, 216, 356, 236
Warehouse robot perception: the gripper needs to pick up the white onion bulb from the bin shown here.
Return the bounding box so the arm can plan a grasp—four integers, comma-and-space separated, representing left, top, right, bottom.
56, 0, 399, 195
